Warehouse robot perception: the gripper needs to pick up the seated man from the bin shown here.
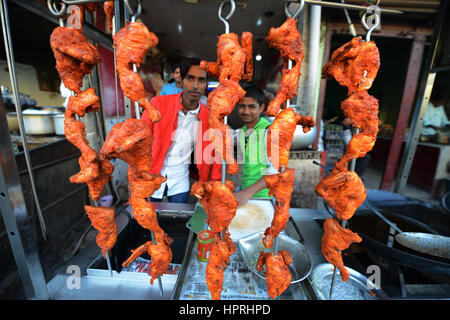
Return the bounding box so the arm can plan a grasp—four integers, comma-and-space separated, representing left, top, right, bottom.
233, 85, 278, 205
159, 63, 183, 96
141, 58, 221, 203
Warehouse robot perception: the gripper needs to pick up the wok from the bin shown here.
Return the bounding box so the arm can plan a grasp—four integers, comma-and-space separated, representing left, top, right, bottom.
323, 190, 450, 276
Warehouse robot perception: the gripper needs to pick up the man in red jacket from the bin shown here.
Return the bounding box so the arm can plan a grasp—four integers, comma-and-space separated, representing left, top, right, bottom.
141, 58, 222, 203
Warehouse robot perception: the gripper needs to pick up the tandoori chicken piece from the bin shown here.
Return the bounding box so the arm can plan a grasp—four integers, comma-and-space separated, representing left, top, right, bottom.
340, 91, 379, 136
85, 205, 117, 258
266, 108, 315, 171
113, 22, 160, 122
201, 32, 253, 83
122, 240, 173, 285
191, 180, 238, 234
336, 133, 377, 171
322, 37, 380, 95
64, 111, 98, 165
104, 1, 114, 33
70, 155, 113, 201
262, 168, 295, 248
256, 250, 292, 299
315, 167, 367, 221
321, 218, 362, 281
128, 166, 166, 199
66, 87, 100, 117
128, 197, 173, 246
50, 26, 102, 94
101, 119, 153, 172
206, 80, 245, 175
205, 232, 235, 300
265, 18, 304, 117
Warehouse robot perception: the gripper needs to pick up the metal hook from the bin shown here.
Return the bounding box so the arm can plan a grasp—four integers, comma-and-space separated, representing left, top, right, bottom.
47, 0, 67, 18
218, 0, 236, 34
284, 0, 305, 19
124, 0, 142, 22
361, 12, 380, 42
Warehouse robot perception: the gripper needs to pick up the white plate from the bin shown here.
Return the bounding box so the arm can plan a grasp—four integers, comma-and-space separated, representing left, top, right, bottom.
228, 199, 274, 241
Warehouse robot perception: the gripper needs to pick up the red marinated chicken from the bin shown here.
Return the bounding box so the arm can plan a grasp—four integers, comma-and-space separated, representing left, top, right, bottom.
315, 167, 367, 221
113, 22, 160, 122
256, 250, 292, 299
104, 2, 114, 33
201, 32, 253, 174
50, 27, 102, 94
322, 37, 380, 95
265, 18, 304, 116
206, 80, 246, 174
191, 180, 238, 234
101, 119, 153, 172
267, 108, 315, 171
201, 32, 253, 83
321, 218, 362, 281
262, 168, 295, 248
205, 232, 235, 300
122, 241, 172, 285
85, 205, 117, 258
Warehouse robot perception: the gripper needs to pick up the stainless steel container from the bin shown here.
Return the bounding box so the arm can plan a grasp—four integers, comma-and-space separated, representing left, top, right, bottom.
52, 113, 65, 135
19, 109, 59, 135
238, 232, 313, 292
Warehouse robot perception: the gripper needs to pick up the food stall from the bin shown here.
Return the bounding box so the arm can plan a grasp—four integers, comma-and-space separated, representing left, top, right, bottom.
0, 0, 449, 304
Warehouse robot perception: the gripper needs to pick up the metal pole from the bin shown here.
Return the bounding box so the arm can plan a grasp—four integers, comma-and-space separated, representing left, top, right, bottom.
394, 0, 447, 193
0, 0, 47, 242
0, 90, 49, 300
304, 0, 402, 15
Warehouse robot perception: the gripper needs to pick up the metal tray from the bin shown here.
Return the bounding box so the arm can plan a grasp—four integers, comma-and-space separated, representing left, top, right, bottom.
310, 263, 389, 300
237, 232, 313, 290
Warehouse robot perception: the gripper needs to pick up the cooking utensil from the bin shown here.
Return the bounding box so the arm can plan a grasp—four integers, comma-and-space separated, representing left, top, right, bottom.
6, 112, 18, 131
238, 232, 313, 291
313, 160, 449, 260
15, 109, 59, 135
52, 113, 65, 135
310, 263, 389, 300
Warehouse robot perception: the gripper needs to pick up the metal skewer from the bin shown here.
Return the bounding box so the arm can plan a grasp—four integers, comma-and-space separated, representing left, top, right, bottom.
218, 0, 235, 241
150, 230, 164, 296
328, 10, 380, 300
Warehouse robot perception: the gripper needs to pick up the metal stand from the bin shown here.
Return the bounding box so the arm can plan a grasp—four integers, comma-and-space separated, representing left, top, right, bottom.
0, 1, 50, 300
1, 0, 47, 242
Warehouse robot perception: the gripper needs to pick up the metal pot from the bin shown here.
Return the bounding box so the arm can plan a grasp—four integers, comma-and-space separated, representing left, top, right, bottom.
19, 109, 59, 135
291, 125, 317, 150
6, 112, 19, 131
52, 113, 65, 135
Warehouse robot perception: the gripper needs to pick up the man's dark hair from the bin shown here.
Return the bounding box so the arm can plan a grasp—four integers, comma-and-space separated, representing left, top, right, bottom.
180, 57, 202, 79
243, 85, 266, 106
171, 62, 182, 73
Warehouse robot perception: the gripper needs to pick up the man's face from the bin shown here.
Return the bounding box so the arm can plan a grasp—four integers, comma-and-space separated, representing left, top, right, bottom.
172, 67, 181, 84
238, 96, 263, 125
182, 65, 207, 106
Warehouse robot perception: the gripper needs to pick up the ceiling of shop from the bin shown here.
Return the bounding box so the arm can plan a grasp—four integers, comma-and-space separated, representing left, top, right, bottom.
138, 0, 291, 62
138, 0, 440, 62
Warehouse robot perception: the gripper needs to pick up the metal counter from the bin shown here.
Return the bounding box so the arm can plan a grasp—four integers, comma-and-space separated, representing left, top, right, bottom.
47, 204, 330, 300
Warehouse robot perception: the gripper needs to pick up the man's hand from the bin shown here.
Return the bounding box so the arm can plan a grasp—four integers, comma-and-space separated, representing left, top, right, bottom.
234, 189, 253, 206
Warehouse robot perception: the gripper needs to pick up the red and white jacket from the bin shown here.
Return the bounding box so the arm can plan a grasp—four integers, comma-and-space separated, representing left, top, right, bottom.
141, 92, 222, 182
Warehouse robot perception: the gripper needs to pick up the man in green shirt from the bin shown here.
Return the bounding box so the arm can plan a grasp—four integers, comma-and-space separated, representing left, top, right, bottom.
234, 86, 278, 205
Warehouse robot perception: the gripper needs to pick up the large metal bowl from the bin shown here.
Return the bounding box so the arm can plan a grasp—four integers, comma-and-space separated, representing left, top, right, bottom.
266, 106, 317, 150
238, 232, 313, 290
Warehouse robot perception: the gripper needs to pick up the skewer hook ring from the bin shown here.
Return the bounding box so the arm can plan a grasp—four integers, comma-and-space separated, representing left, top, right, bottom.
285, 0, 305, 19
47, 0, 67, 18
362, 12, 380, 42
218, 0, 236, 33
